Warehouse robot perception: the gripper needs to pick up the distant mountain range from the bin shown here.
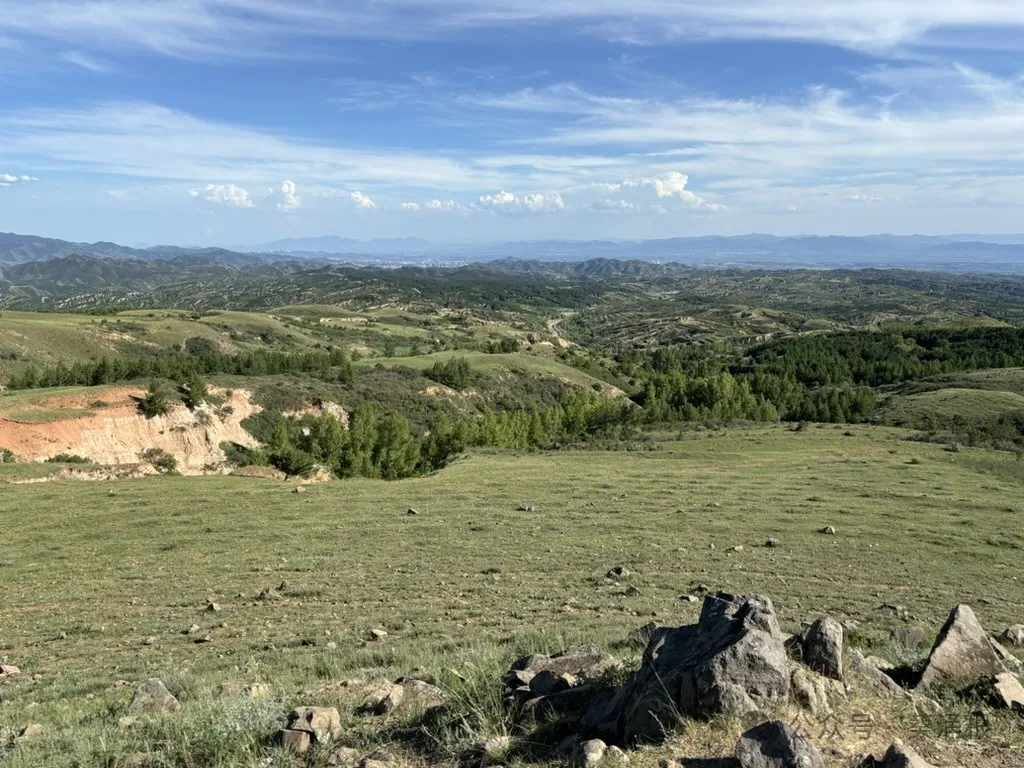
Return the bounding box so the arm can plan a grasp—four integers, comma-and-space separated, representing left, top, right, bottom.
4, 230, 1024, 274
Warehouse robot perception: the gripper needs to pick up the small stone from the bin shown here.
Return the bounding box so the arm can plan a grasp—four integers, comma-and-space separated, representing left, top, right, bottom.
257, 587, 282, 601
293, 486, 306, 494
821, 526, 836, 535
992, 672, 1024, 712
142, 636, 156, 646
765, 538, 780, 548
681, 594, 698, 603
369, 628, 388, 641
184, 623, 200, 634
128, 679, 180, 715
483, 736, 511, 754
0, 664, 21, 678
327, 641, 338, 650
327, 747, 362, 767
727, 545, 745, 553
406, 508, 420, 515
624, 585, 642, 597
573, 739, 607, 768
606, 566, 630, 580
206, 601, 221, 612
16, 724, 43, 742
275, 728, 311, 754
58, 631, 67, 640
195, 634, 212, 644
288, 706, 342, 744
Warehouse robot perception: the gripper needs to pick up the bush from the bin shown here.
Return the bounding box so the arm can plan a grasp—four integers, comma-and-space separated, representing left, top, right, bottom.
269, 448, 317, 479
45, 454, 91, 464
0, 448, 15, 464
139, 380, 171, 418
140, 448, 178, 474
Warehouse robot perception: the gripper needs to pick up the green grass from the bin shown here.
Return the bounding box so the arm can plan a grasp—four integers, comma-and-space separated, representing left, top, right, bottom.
1, 426, 1022, 765
881, 387, 1024, 425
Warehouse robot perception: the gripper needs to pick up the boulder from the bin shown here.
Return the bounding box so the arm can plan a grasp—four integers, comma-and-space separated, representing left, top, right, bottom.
128, 679, 181, 715
287, 706, 341, 744
998, 625, 1024, 647
590, 593, 790, 744
991, 638, 1024, 673
848, 650, 905, 699
801, 617, 844, 681
0, 664, 21, 678
530, 670, 577, 697
790, 667, 844, 718
880, 741, 937, 768
506, 646, 620, 691
375, 679, 446, 714
735, 720, 823, 768
915, 605, 1005, 691
327, 747, 362, 767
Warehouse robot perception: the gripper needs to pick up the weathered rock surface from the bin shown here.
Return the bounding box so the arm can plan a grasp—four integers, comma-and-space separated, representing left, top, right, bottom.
991, 672, 1024, 713
735, 720, 823, 768
275, 729, 312, 754
891, 626, 926, 649
128, 679, 180, 715
287, 706, 341, 744
880, 741, 937, 768
916, 605, 1005, 691
573, 739, 608, 768
585, 593, 789, 744
506, 646, 620, 692
790, 667, 844, 718
998, 624, 1024, 647
800, 617, 844, 681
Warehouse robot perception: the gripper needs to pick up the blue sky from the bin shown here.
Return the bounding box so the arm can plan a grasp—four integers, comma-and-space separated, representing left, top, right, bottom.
2, 2, 1024, 246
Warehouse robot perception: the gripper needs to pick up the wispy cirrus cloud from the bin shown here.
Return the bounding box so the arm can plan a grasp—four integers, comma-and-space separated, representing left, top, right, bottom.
59, 50, 111, 73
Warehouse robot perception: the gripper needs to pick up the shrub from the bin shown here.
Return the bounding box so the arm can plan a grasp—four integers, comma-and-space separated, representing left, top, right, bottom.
180, 374, 209, 409
140, 448, 178, 474
0, 448, 15, 464
426, 357, 473, 390
45, 454, 91, 464
139, 380, 171, 418
269, 448, 317, 479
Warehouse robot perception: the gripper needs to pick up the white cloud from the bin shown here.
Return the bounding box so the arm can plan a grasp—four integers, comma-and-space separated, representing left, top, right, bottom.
400, 201, 421, 211
424, 199, 460, 211
60, 50, 111, 73
2, 2, 1024, 59
479, 190, 565, 214
192, 183, 255, 208
277, 179, 302, 211
625, 171, 726, 212
593, 198, 635, 210
350, 190, 377, 209
848, 194, 882, 203
0, 172, 37, 187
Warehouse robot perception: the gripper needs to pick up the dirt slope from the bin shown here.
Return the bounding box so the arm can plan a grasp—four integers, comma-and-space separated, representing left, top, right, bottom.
0, 388, 261, 475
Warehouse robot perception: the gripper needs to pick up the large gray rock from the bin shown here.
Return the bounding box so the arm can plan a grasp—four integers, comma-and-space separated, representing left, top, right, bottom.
916, 605, 1005, 691
128, 679, 180, 715
880, 741, 937, 768
587, 593, 790, 744
735, 720, 823, 768
800, 617, 844, 681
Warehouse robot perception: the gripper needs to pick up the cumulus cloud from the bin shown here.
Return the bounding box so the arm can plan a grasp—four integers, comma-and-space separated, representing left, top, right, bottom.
625, 171, 726, 212
847, 193, 882, 203
400, 201, 421, 211
479, 190, 565, 213
191, 183, 255, 208
350, 190, 377, 209
0, 173, 38, 187
277, 179, 302, 211
424, 199, 460, 211
593, 198, 635, 210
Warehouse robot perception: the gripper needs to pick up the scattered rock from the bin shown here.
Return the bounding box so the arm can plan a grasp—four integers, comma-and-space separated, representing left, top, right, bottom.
606, 566, 630, 580
128, 679, 181, 715
287, 706, 341, 744
517, 504, 536, 512
588, 593, 790, 743
506, 646, 621, 693
406, 508, 421, 516
680, 595, 698, 603
801, 617, 844, 681
821, 526, 836, 535
998, 625, 1024, 647
880, 741, 937, 768
848, 650, 906, 699
891, 626, 926, 649
373, 679, 446, 714
573, 739, 607, 768
735, 720, 823, 768
727, 545, 745, 553
142, 636, 156, 646
879, 604, 910, 621
293, 486, 306, 494
275, 728, 312, 754
327, 747, 362, 767
206, 601, 221, 612
991, 638, 1024, 673
790, 667, 844, 718
257, 587, 282, 601
16, 724, 43, 742
990, 672, 1024, 713
369, 628, 388, 641
185, 623, 201, 634
916, 604, 1005, 691
765, 538, 781, 548
624, 585, 642, 597
0, 664, 21, 678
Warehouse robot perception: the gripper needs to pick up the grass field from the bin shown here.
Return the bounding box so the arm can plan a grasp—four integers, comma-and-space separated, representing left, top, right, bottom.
1, 426, 1022, 766
880, 387, 1024, 426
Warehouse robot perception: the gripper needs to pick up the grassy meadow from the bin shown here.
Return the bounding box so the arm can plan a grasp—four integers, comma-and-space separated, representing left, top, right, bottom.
1, 426, 1022, 766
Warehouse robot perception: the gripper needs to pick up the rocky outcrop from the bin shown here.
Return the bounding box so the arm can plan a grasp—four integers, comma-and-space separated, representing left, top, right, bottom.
916, 605, 1005, 691
735, 720, 823, 768
585, 593, 790, 744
